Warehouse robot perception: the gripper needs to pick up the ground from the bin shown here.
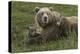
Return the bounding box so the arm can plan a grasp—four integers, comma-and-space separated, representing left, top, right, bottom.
11, 1, 78, 53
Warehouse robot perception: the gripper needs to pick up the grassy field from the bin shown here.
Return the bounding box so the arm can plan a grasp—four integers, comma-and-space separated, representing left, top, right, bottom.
11, 1, 78, 53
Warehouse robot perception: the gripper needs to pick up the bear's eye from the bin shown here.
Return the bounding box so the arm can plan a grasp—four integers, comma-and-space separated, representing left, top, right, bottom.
47, 13, 49, 15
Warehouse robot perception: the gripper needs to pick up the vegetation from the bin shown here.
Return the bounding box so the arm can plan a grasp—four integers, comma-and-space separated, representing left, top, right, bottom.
11, 1, 78, 53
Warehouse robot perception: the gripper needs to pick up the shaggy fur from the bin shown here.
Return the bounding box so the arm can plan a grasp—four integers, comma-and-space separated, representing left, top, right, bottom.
26, 24, 42, 44
35, 7, 61, 42
35, 7, 61, 28
59, 16, 78, 36
34, 7, 78, 43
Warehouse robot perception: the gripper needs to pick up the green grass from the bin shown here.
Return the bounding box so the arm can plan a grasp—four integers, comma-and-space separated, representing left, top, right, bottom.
11, 1, 78, 53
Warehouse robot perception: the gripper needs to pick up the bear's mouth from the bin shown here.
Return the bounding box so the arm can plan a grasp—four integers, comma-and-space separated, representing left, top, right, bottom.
44, 17, 47, 22
42, 17, 48, 24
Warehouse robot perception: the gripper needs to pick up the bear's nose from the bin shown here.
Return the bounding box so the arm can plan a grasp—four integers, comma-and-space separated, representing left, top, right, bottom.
44, 17, 47, 22
44, 17, 47, 19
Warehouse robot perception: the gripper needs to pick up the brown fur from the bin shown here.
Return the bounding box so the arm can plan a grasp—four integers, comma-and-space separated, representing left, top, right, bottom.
59, 16, 78, 36
35, 7, 61, 42
41, 23, 60, 42
34, 7, 78, 43
26, 24, 42, 44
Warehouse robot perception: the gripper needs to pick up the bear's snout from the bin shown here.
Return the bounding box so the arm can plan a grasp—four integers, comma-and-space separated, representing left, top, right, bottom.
42, 16, 48, 24
44, 16, 47, 22
42, 14, 49, 24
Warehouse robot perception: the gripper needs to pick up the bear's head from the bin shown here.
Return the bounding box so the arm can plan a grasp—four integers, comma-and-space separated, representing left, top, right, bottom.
35, 7, 56, 28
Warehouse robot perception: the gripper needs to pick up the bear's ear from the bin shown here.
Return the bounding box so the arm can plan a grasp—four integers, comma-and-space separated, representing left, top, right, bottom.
49, 7, 53, 11
35, 7, 40, 13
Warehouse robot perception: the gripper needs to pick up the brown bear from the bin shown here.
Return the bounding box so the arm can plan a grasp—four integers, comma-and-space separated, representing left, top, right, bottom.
34, 7, 61, 42
34, 7, 78, 43
26, 24, 42, 44
35, 7, 61, 28
59, 16, 78, 36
